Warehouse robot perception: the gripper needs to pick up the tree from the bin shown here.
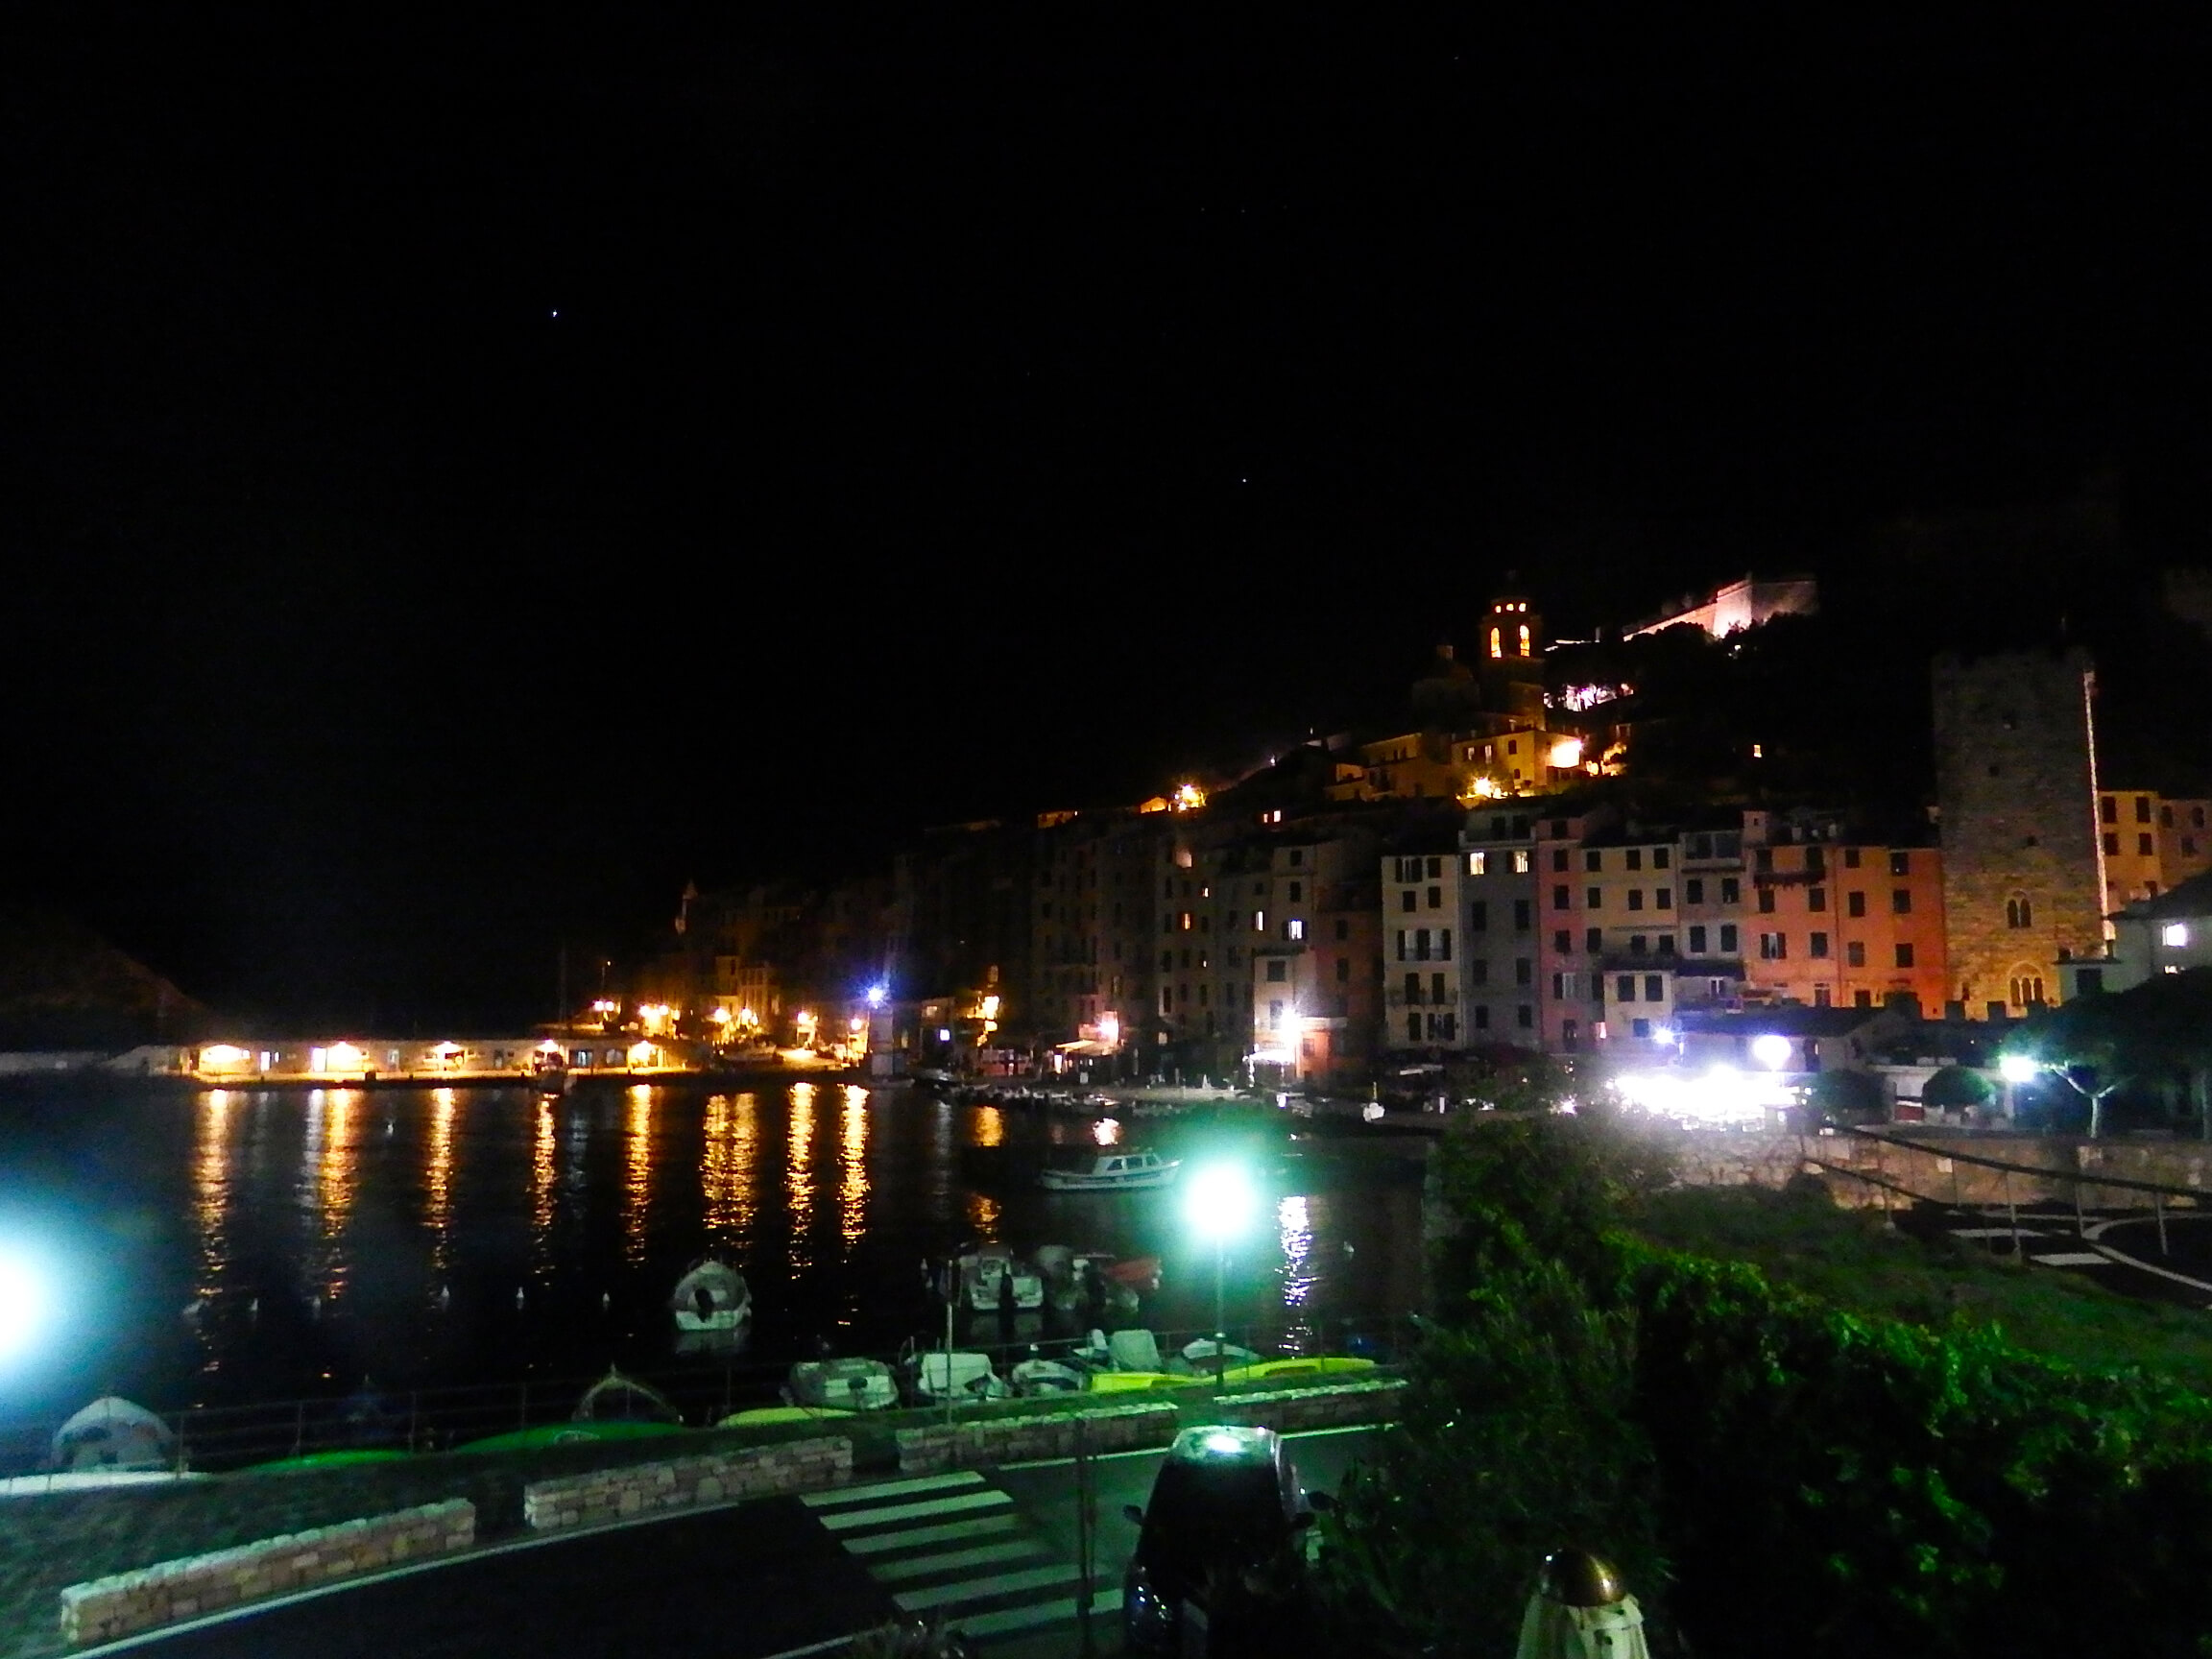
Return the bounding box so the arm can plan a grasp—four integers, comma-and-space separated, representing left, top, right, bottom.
1920, 1065, 1993, 1113
2012, 969, 2212, 1138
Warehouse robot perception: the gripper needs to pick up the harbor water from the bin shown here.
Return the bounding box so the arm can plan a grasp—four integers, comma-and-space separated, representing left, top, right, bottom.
0, 1080, 1423, 1425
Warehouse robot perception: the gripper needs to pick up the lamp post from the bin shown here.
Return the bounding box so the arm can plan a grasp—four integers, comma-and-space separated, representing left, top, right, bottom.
1183, 1161, 1259, 1388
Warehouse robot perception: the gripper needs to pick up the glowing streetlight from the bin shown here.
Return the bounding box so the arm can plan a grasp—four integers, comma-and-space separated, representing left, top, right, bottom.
0, 1252, 46, 1366
1184, 1160, 1260, 1385
865, 983, 889, 1009
1750, 1034, 1792, 1070
1998, 1053, 2040, 1084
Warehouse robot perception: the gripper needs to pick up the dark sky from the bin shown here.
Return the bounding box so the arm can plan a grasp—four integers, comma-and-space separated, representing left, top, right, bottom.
4, 11, 2210, 1025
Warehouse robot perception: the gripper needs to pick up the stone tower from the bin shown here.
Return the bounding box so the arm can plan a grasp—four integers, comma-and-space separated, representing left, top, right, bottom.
1480, 591, 1546, 718
1932, 649, 2106, 1017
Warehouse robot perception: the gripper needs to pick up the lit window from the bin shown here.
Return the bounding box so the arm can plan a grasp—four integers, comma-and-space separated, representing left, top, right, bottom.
1468, 850, 1488, 876
1512, 850, 1531, 874
1489, 627, 1502, 659
1253, 910, 1265, 932
1286, 919, 1306, 941
2163, 923, 2190, 949
1517, 623, 1530, 655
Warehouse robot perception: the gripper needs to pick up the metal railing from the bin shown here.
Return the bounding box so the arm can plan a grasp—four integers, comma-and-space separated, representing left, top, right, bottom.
1, 1311, 1412, 1479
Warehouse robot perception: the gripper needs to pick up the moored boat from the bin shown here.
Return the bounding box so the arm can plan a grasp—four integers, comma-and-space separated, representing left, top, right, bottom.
959, 1244, 1044, 1311
51, 1397, 175, 1473
1038, 1150, 1179, 1191
785, 1356, 899, 1411
671, 1255, 752, 1332
573, 1366, 684, 1425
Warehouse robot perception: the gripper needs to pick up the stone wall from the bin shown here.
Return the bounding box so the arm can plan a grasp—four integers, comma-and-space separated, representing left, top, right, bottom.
521, 1435, 851, 1531
897, 1402, 1179, 1475
1200, 1378, 1409, 1434
1676, 1127, 2212, 1211
58, 1500, 473, 1647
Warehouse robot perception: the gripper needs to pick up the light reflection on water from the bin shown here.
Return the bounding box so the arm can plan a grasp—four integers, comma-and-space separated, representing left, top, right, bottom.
786, 1082, 817, 1268
426, 1087, 459, 1276
0, 1078, 1413, 1412
623, 1085, 653, 1265
837, 1085, 869, 1248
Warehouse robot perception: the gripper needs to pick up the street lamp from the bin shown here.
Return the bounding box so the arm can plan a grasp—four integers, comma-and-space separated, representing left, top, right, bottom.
1183, 1160, 1259, 1387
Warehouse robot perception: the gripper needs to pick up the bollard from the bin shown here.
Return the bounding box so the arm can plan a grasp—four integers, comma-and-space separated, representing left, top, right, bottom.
1516, 1550, 1648, 1659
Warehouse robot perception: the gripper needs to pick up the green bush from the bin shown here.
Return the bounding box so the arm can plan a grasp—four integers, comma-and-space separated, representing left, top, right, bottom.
1326, 1113, 2212, 1659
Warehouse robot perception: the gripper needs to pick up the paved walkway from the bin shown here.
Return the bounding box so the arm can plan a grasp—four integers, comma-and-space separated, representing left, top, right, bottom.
90, 1427, 1382, 1659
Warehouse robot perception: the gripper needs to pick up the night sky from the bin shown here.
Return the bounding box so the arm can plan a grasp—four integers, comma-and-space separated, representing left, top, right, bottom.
4, 12, 2210, 1026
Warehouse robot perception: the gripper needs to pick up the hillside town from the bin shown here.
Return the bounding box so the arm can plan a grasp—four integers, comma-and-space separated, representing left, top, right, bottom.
626, 574, 2212, 1100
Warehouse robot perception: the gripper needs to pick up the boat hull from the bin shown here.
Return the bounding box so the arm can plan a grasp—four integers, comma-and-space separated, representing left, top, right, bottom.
1038, 1167, 1178, 1191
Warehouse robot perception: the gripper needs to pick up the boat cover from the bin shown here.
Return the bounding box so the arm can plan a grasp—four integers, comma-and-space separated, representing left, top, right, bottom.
52, 1397, 175, 1473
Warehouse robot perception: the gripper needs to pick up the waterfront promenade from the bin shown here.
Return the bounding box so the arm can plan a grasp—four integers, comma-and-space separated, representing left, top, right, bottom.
67, 1428, 1380, 1659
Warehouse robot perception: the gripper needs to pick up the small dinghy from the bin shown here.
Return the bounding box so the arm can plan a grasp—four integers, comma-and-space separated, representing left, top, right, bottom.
785, 1356, 899, 1412
52, 1397, 175, 1473
572, 1367, 683, 1425
1038, 1150, 1178, 1191
903, 1350, 1012, 1405
1009, 1348, 1087, 1396
671, 1255, 752, 1332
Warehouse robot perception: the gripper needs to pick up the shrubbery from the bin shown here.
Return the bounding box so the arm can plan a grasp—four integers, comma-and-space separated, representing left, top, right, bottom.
1315, 1094, 2212, 1658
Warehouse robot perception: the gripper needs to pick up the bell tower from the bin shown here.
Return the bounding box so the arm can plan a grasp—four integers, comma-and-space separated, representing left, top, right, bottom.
1480, 589, 1545, 718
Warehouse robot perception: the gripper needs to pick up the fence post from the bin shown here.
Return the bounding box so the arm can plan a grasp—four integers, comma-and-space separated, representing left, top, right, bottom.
2156, 1188, 2171, 1257
2073, 1168, 2086, 1238
2005, 1167, 2023, 1266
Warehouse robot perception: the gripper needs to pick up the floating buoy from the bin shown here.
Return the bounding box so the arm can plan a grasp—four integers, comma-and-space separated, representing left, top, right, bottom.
515, 1286, 526, 1310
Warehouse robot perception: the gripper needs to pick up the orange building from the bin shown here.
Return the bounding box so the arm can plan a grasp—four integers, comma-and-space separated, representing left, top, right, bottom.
1741, 835, 1947, 1015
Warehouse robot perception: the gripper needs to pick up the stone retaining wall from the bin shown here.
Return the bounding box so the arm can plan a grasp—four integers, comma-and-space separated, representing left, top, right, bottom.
896, 1402, 1179, 1475
59, 1500, 474, 1647
1200, 1377, 1408, 1434
522, 1434, 851, 1531
1674, 1128, 2212, 1211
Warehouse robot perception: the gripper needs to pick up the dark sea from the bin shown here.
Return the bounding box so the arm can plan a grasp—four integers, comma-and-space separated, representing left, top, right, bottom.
0, 1080, 1421, 1436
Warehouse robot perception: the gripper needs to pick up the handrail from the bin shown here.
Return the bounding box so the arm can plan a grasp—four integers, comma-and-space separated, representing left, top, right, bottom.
1838, 1125, 2212, 1203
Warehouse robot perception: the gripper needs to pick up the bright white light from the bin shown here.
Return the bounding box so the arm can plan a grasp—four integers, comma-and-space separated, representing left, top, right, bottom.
1098, 1012, 1121, 1047
1549, 737, 1584, 769
0, 1253, 47, 1364
199, 1045, 250, 1067
2164, 924, 2190, 950
1750, 1034, 1792, 1070
1200, 1430, 1248, 1455
865, 983, 888, 1008
936, 1027, 951, 1042
1999, 1054, 2040, 1084
1184, 1161, 1259, 1243
1648, 1023, 1675, 1046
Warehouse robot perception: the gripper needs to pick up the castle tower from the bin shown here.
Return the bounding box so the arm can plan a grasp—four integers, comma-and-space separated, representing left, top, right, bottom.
1932, 650, 2106, 1017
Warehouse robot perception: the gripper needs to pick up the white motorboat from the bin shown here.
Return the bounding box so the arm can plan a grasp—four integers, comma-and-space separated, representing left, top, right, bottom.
960, 1244, 1045, 1311
785, 1357, 899, 1412
51, 1398, 175, 1473
1038, 1150, 1179, 1191
671, 1256, 752, 1332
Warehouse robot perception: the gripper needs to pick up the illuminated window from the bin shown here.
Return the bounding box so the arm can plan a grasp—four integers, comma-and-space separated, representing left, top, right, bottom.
1517, 624, 1530, 655
1512, 850, 1531, 874
1286, 919, 1306, 941
1253, 910, 1266, 932
1468, 850, 1488, 876
1489, 627, 1502, 659
2163, 923, 2190, 949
